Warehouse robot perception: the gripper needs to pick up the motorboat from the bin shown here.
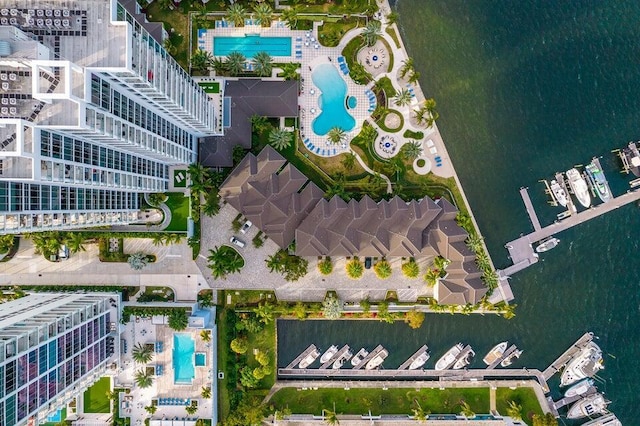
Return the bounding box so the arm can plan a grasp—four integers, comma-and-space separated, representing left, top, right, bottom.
500, 349, 523, 367
621, 141, 640, 177
332, 349, 352, 369
535, 237, 559, 253
580, 413, 622, 426
483, 341, 508, 365
320, 345, 338, 364
585, 159, 612, 203
351, 348, 369, 367
298, 348, 320, 369
550, 179, 568, 207
560, 341, 604, 386
453, 349, 475, 370
365, 349, 388, 370
566, 168, 591, 208
434, 343, 464, 370
567, 393, 609, 419
564, 378, 594, 398
408, 350, 430, 370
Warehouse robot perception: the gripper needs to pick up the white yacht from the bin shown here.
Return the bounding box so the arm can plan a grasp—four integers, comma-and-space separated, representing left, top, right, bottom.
483, 341, 508, 365
435, 343, 464, 370
453, 349, 475, 370
564, 378, 594, 398
332, 349, 353, 369
351, 348, 369, 367
581, 413, 622, 426
408, 351, 430, 370
567, 393, 609, 419
560, 341, 604, 386
320, 345, 338, 364
567, 168, 591, 208
500, 349, 523, 367
550, 179, 568, 207
298, 348, 320, 369
365, 349, 388, 370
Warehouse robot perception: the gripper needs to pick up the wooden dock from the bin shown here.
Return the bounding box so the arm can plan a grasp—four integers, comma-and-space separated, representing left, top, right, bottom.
498, 189, 640, 280
486, 344, 518, 370
286, 344, 318, 369
520, 187, 542, 231
542, 332, 594, 380
319, 345, 350, 369
353, 345, 385, 370
398, 345, 428, 370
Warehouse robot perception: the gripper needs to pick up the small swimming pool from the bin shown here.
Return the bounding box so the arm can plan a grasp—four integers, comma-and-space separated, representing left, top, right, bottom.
347, 96, 357, 109
312, 63, 356, 136
173, 333, 195, 384
213, 35, 292, 58
46, 409, 62, 423
195, 352, 206, 366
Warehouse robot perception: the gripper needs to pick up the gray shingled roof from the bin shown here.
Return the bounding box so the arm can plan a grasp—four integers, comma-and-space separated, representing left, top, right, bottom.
218, 146, 323, 248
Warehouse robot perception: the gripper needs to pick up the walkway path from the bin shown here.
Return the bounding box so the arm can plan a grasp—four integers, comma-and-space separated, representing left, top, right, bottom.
489, 387, 497, 412
351, 147, 393, 193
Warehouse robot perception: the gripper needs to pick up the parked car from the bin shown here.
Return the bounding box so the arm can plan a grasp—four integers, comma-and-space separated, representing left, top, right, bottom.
364, 257, 373, 269
58, 245, 69, 260
240, 220, 253, 234
229, 236, 246, 248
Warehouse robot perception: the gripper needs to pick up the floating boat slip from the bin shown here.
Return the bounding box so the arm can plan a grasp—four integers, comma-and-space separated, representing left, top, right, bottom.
319, 345, 338, 364
435, 343, 464, 370
567, 168, 591, 208
564, 378, 595, 398
320, 345, 350, 369
585, 158, 612, 203
350, 348, 369, 367
483, 341, 508, 365
398, 345, 429, 370
299, 347, 321, 369
332, 348, 353, 369
535, 237, 559, 253
353, 345, 385, 370
286, 344, 318, 369
409, 351, 431, 370
560, 341, 604, 387
567, 393, 609, 419
453, 346, 475, 370
365, 349, 388, 370
500, 348, 523, 367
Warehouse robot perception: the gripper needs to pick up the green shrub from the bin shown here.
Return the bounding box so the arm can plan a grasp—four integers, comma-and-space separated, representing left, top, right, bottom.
317, 257, 333, 275
373, 259, 392, 279
346, 258, 364, 279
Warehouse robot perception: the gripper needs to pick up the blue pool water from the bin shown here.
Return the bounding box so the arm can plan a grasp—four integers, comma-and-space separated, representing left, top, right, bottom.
347, 96, 357, 109
213, 35, 292, 58
173, 333, 195, 384
46, 409, 62, 423
195, 352, 206, 366
312, 63, 356, 135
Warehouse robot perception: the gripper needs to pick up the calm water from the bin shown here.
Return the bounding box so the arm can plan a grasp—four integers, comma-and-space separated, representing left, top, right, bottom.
278, 1, 640, 423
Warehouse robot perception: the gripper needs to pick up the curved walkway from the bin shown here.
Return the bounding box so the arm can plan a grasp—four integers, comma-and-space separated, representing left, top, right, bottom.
351, 149, 393, 194
108, 195, 174, 232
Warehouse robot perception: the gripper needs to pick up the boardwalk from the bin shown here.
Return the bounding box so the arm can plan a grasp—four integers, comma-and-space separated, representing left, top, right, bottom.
397, 345, 428, 370
542, 332, 593, 380
498, 189, 640, 279
520, 187, 542, 231
286, 344, 318, 369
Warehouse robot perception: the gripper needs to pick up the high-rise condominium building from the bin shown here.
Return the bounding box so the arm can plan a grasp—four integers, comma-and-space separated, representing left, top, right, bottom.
0, 0, 219, 233
0, 292, 120, 425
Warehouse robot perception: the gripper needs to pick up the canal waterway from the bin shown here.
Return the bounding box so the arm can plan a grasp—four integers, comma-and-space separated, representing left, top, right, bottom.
278, 1, 640, 424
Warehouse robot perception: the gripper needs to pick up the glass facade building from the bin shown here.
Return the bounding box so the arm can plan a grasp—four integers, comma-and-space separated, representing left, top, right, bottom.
0, 293, 120, 426
0, 0, 220, 233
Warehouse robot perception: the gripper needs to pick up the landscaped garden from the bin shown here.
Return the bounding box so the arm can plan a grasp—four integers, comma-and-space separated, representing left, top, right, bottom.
496, 387, 544, 423
164, 192, 189, 232
83, 376, 112, 413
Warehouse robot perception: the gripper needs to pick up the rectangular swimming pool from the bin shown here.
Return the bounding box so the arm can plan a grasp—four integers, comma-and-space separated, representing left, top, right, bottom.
173, 333, 195, 384
195, 352, 206, 366
213, 35, 292, 58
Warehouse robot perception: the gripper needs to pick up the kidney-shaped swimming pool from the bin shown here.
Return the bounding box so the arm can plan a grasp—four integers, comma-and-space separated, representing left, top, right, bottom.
311, 63, 356, 136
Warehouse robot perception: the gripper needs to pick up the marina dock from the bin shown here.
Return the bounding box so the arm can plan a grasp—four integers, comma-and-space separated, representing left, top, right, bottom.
498, 189, 640, 280
520, 187, 542, 231
319, 344, 350, 369
286, 344, 318, 369
452, 345, 474, 368
542, 332, 593, 380
397, 345, 428, 370
353, 345, 385, 370
486, 344, 518, 370
550, 385, 596, 410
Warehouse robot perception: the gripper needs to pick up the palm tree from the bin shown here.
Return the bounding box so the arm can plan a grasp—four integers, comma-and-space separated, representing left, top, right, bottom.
402, 140, 423, 160
253, 51, 273, 77
399, 57, 414, 79
134, 369, 153, 389
280, 62, 300, 80
422, 98, 439, 126
506, 400, 523, 420
207, 246, 243, 279
466, 233, 484, 252
152, 234, 165, 247
459, 401, 475, 418
401, 258, 420, 278
250, 114, 270, 133
345, 258, 364, 279
254, 303, 275, 324
66, 233, 87, 253
163, 37, 177, 56
185, 404, 198, 415
212, 57, 226, 76
201, 386, 212, 399
361, 20, 381, 47
253, 3, 273, 27
323, 404, 340, 426
132, 343, 153, 364
386, 11, 399, 25
226, 3, 246, 27
327, 127, 347, 145
145, 405, 158, 415
282, 6, 299, 29
341, 152, 356, 170
192, 49, 213, 72
424, 268, 440, 287
200, 329, 211, 342
412, 400, 429, 422
268, 128, 292, 150
373, 259, 392, 279
408, 70, 421, 84
225, 51, 246, 76
394, 88, 412, 107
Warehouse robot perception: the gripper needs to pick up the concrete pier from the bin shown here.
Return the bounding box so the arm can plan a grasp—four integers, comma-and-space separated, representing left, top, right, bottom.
319, 345, 350, 369
286, 344, 318, 369
520, 187, 542, 231
353, 345, 385, 370
397, 345, 428, 370
542, 332, 593, 380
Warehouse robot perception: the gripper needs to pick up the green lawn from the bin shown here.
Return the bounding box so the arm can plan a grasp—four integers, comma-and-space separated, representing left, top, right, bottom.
199, 82, 220, 94
83, 377, 111, 413
268, 387, 490, 416
246, 319, 276, 389
173, 169, 187, 187
164, 192, 189, 232
496, 387, 544, 425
